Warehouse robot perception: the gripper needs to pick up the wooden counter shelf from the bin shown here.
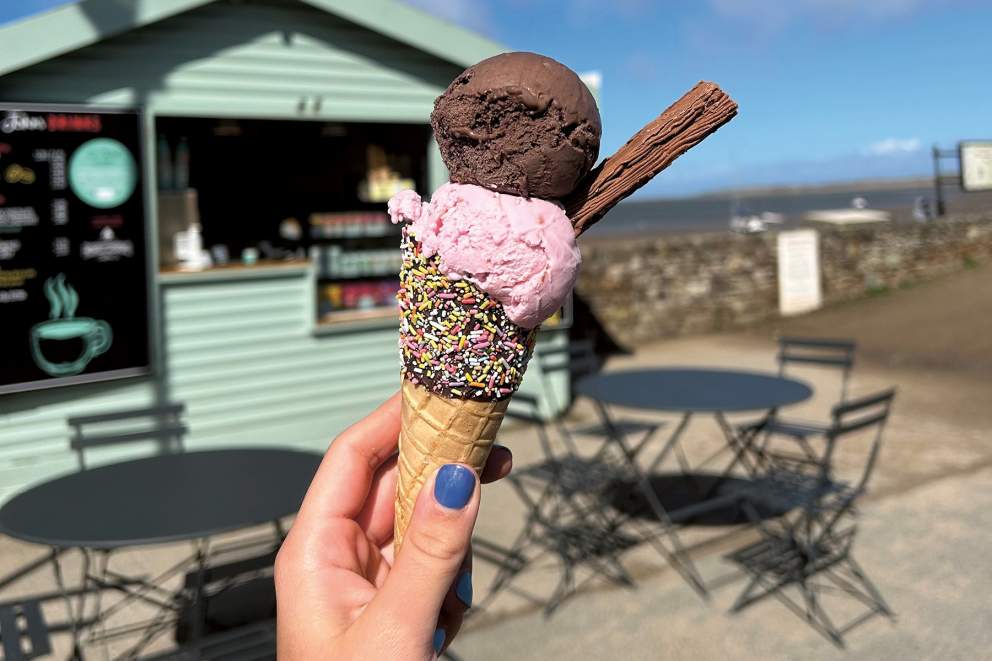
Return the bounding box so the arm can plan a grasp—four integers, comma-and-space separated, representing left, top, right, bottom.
317, 307, 397, 325
158, 259, 312, 285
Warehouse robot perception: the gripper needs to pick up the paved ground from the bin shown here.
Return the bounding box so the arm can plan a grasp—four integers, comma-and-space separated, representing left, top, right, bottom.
0, 266, 989, 659
455, 266, 992, 659
458, 466, 992, 661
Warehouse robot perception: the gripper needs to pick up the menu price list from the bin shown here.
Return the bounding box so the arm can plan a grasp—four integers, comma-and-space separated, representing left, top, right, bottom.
0, 105, 150, 394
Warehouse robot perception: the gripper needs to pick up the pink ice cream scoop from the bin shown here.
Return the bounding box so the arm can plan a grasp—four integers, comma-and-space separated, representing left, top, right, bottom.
388, 183, 580, 329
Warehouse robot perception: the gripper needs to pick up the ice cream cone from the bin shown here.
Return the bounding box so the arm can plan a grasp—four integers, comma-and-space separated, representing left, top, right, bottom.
394, 379, 510, 551
388, 53, 597, 553
385, 52, 737, 559
390, 217, 537, 553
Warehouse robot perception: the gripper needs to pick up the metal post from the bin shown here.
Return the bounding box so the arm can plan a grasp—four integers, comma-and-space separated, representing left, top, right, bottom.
932, 144, 946, 217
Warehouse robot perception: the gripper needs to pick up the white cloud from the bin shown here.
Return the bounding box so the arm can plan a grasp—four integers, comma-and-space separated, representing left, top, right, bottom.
864, 137, 922, 155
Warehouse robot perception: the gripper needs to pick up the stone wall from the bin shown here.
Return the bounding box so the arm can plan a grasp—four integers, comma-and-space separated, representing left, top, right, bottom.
576, 213, 992, 346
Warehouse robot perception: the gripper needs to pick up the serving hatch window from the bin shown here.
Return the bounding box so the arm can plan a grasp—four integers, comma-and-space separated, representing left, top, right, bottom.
154, 117, 431, 325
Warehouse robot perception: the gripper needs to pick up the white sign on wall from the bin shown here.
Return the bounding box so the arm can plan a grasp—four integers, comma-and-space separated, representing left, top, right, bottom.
960, 141, 992, 192
777, 229, 822, 316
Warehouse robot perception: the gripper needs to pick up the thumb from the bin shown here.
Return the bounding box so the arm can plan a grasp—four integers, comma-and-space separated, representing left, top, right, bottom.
365, 464, 479, 646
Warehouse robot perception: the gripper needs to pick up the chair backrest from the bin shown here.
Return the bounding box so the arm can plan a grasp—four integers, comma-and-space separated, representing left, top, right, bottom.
505, 391, 572, 457
505, 392, 543, 425
822, 387, 896, 497
0, 599, 51, 661
535, 339, 600, 423
777, 336, 857, 403
67, 402, 187, 470
536, 339, 600, 379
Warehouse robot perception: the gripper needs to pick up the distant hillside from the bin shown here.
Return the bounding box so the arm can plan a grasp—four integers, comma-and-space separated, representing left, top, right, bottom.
697, 176, 934, 200
630, 177, 937, 203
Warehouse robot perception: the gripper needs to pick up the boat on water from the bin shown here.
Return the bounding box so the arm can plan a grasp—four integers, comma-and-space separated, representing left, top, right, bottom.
804, 208, 891, 225
804, 195, 891, 225
729, 200, 785, 233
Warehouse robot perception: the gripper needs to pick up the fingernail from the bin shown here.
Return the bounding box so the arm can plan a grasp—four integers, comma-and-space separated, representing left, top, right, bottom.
456, 572, 473, 607
433, 627, 446, 653
434, 464, 475, 510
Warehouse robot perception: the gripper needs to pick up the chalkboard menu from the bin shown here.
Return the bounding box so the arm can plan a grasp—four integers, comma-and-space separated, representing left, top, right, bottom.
0, 104, 150, 394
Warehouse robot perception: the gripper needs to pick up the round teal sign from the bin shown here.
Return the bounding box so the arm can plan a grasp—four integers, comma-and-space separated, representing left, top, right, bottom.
68, 138, 138, 209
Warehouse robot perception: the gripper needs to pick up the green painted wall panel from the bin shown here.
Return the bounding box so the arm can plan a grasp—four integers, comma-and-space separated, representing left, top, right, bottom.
0, 380, 158, 501
160, 270, 400, 454
0, 0, 460, 121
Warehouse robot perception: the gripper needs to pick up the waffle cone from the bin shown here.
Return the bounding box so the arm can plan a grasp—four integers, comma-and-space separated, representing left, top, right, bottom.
394, 379, 510, 552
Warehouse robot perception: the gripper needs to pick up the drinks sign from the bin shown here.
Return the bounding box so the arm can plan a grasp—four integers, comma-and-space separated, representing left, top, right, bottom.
777, 229, 822, 317
0, 105, 150, 394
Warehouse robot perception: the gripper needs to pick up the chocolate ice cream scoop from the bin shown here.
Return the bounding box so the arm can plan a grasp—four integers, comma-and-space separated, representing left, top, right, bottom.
431, 51, 601, 200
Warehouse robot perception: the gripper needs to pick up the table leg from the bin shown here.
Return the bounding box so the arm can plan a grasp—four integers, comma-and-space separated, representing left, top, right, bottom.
50, 547, 87, 660
85, 551, 110, 653
700, 409, 776, 500
76, 545, 204, 657
188, 538, 211, 642
747, 408, 780, 473
591, 400, 708, 597
643, 412, 693, 476
718, 410, 772, 475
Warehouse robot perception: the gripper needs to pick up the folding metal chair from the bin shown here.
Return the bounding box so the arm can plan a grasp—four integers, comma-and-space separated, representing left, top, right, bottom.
175, 547, 278, 644
61, 405, 286, 657
746, 337, 856, 453
477, 393, 639, 615
109, 545, 279, 659
724, 387, 897, 647
542, 346, 718, 598
39, 404, 191, 657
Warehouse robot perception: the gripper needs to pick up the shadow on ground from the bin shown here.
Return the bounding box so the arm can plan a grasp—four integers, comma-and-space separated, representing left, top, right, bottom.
608, 473, 788, 527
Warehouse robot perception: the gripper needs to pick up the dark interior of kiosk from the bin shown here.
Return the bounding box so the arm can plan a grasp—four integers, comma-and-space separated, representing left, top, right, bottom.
154, 117, 430, 323
154, 117, 430, 255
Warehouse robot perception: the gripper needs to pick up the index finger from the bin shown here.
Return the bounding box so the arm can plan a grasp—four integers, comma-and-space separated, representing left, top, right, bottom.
296, 391, 402, 525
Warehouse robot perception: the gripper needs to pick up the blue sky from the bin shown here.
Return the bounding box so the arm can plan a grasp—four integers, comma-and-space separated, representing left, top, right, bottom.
4, 1, 992, 196
408, 0, 992, 195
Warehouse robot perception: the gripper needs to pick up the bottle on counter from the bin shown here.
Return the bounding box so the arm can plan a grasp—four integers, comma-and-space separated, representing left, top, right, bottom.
175, 137, 190, 190
157, 135, 174, 191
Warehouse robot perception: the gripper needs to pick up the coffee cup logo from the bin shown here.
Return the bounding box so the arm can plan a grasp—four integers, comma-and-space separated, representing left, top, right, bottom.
30, 274, 113, 377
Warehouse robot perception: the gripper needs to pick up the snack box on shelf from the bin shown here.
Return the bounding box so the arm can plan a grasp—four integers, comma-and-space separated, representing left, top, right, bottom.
318, 279, 400, 316
309, 211, 393, 238
312, 245, 403, 279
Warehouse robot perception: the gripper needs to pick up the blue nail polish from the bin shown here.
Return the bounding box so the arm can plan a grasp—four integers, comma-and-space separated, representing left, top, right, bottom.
434, 465, 475, 509
456, 572, 473, 607
433, 627, 446, 653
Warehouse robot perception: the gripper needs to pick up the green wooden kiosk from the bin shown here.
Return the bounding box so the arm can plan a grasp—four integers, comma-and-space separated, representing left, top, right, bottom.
0, 0, 570, 503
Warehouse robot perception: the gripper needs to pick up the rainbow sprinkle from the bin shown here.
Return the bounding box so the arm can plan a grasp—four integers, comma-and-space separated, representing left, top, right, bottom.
397, 228, 536, 401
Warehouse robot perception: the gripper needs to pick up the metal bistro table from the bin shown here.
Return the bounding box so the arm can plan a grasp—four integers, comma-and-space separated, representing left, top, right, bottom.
0, 448, 322, 657
573, 368, 812, 595
576, 368, 813, 476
